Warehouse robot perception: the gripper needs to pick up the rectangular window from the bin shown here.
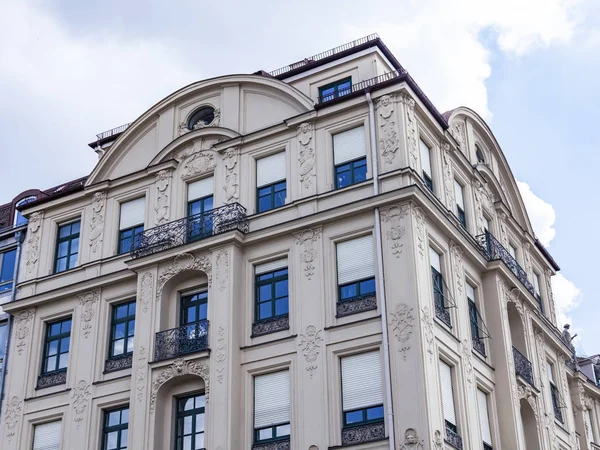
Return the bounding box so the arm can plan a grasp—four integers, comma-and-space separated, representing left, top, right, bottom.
439, 360, 459, 436
319, 76, 352, 103
334, 126, 367, 189
476, 389, 493, 449
430, 247, 445, 309
585, 409, 595, 446
187, 177, 214, 241
454, 180, 466, 228
33, 420, 62, 450
0, 248, 16, 293
109, 300, 136, 359
119, 197, 145, 254
482, 216, 490, 233
420, 139, 433, 192
102, 406, 129, 450
0, 321, 7, 375
54, 220, 80, 273
341, 351, 384, 427
175, 394, 206, 450
255, 259, 288, 322
547, 362, 563, 422
257, 152, 286, 213
42, 318, 71, 375
508, 244, 517, 261
254, 370, 290, 443
533, 273, 543, 311
336, 235, 375, 302
467, 283, 485, 356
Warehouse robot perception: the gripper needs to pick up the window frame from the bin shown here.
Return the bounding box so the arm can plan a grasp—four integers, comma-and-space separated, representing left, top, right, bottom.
41, 317, 72, 375
108, 300, 136, 359
253, 370, 291, 444
318, 76, 352, 103
102, 406, 129, 450
454, 180, 466, 228
334, 156, 368, 189
118, 224, 144, 255
0, 248, 17, 293
14, 196, 36, 227
419, 138, 434, 192
175, 393, 206, 450
256, 180, 286, 213
254, 267, 289, 323
54, 220, 81, 273
180, 290, 208, 326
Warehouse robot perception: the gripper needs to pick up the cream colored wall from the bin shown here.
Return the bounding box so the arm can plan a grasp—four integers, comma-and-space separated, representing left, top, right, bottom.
4, 65, 598, 450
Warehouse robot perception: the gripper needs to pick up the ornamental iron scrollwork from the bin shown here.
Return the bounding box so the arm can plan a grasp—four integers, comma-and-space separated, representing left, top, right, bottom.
513, 346, 535, 387
252, 315, 289, 337
445, 425, 463, 450
37, 369, 67, 389
252, 438, 290, 450
341, 422, 386, 446
336, 295, 377, 318
154, 320, 209, 362
476, 231, 536, 297
434, 301, 451, 327
104, 353, 133, 373
131, 203, 249, 259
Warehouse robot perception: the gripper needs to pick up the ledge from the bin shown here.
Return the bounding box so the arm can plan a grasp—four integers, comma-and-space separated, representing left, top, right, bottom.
241, 334, 298, 350
336, 296, 377, 318
25, 388, 71, 402
252, 438, 291, 450
251, 315, 290, 337
148, 349, 210, 367
325, 315, 381, 331
341, 422, 385, 447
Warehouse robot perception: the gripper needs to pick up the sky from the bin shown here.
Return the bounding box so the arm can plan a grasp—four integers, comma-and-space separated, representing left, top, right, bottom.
0, 0, 597, 352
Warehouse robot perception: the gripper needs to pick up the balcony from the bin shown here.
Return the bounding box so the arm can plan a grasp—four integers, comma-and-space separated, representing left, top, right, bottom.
476, 232, 536, 298
445, 423, 463, 450
154, 320, 209, 362
131, 203, 249, 259
513, 346, 534, 386
317, 70, 405, 105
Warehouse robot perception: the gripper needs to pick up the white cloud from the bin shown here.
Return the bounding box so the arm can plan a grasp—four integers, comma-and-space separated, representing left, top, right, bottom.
516, 182, 556, 246
551, 272, 583, 328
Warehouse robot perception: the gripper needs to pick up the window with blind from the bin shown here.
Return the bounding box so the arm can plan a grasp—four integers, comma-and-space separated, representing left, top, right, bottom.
341, 351, 384, 427
476, 389, 493, 449
255, 259, 288, 323
119, 197, 145, 254
254, 370, 291, 443
420, 139, 433, 192
454, 180, 466, 228
336, 235, 376, 303
187, 177, 214, 241
257, 152, 286, 213
548, 362, 563, 422
33, 420, 62, 450
334, 126, 367, 189
439, 360, 459, 435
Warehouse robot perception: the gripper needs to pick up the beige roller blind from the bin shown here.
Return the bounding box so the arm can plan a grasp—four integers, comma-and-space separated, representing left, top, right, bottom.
119, 197, 145, 230
477, 388, 493, 446
254, 370, 290, 428
341, 351, 383, 411
188, 177, 213, 201
439, 360, 457, 426
333, 126, 366, 165
257, 152, 286, 187
33, 420, 62, 450
336, 235, 374, 285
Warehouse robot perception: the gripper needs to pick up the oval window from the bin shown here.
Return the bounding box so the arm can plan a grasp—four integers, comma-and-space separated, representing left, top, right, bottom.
187, 106, 215, 130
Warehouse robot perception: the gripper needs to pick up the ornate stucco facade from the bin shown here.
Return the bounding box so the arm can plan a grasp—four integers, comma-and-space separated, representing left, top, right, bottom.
1, 34, 599, 450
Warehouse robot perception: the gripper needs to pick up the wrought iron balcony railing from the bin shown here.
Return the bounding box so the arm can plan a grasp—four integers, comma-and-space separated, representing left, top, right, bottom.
476, 231, 536, 298
445, 423, 463, 450
318, 70, 405, 105
131, 203, 249, 259
154, 320, 209, 362
513, 346, 534, 386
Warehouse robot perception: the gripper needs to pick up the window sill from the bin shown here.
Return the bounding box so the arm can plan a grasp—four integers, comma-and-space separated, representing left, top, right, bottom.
340, 421, 385, 447
336, 295, 377, 318
252, 315, 289, 337
104, 353, 133, 373
36, 369, 67, 390
252, 437, 290, 450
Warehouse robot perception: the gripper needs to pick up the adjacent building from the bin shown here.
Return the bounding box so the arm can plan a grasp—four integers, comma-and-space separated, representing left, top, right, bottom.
1, 34, 599, 450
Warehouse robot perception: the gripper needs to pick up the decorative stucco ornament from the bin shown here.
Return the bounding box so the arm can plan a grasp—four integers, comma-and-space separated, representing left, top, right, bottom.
297, 123, 316, 189
399, 428, 424, 450
389, 303, 415, 360
377, 94, 400, 165
293, 228, 321, 280
380, 204, 409, 258
89, 191, 106, 254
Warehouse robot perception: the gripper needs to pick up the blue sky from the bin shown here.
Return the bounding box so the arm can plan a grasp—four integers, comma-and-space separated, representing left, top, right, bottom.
0, 0, 596, 351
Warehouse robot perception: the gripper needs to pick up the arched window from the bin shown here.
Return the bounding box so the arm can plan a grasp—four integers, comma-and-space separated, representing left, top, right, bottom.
475, 145, 485, 164
187, 106, 215, 130
14, 196, 36, 226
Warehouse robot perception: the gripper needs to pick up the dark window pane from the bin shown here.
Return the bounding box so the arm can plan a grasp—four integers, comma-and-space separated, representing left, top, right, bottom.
50, 323, 61, 336
259, 302, 272, 320
360, 278, 376, 294
340, 284, 357, 300
62, 320, 72, 333
345, 410, 363, 424
258, 196, 272, 213
259, 284, 272, 301
0, 250, 16, 283
275, 280, 288, 297
366, 405, 384, 420
275, 298, 289, 316
116, 305, 128, 319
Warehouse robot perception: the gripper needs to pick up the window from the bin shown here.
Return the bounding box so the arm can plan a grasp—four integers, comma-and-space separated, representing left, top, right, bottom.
33, 420, 62, 450
119, 197, 145, 254
454, 180, 466, 228
14, 196, 36, 226
439, 360, 459, 439
336, 235, 375, 303
341, 351, 384, 428
467, 283, 485, 356
175, 394, 206, 450
482, 216, 490, 234
430, 247, 450, 326
508, 244, 517, 261
102, 406, 129, 450
109, 300, 136, 359
585, 409, 595, 446
319, 76, 352, 102
476, 389, 493, 450
334, 126, 367, 189
420, 139, 433, 192
254, 371, 290, 444
54, 220, 80, 273
181, 291, 208, 325
475, 145, 485, 164
0, 321, 7, 374
187, 177, 214, 241
0, 248, 16, 293
533, 273, 543, 311
548, 362, 563, 422
256, 152, 286, 213
42, 318, 71, 375
188, 106, 216, 129
255, 259, 288, 322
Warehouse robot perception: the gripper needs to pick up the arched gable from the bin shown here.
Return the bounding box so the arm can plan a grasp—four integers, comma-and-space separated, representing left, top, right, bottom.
86, 75, 314, 186
446, 107, 534, 236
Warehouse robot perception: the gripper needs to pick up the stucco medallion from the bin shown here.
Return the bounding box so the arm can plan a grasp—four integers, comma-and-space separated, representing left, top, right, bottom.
380, 203, 409, 258
79, 289, 100, 339
72, 380, 92, 428
4, 396, 22, 442
297, 123, 316, 189
293, 228, 320, 280
15, 309, 35, 355
140, 272, 153, 314
389, 303, 415, 360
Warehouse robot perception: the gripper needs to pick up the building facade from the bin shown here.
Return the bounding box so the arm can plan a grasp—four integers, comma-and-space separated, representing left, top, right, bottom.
1, 34, 599, 450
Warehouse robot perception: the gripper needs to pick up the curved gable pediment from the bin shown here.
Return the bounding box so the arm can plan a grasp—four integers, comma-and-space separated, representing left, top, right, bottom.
86, 75, 314, 187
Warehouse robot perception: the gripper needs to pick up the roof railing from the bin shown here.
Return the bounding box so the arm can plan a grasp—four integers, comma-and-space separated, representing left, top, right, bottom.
268, 34, 379, 78
317, 69, 405, 104
96, 123, 132, 141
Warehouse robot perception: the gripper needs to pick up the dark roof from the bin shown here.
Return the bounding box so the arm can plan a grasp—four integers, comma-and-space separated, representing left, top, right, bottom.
535, 239, 560, 271
16, 177, 87, 211
0, 204, 11, 232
